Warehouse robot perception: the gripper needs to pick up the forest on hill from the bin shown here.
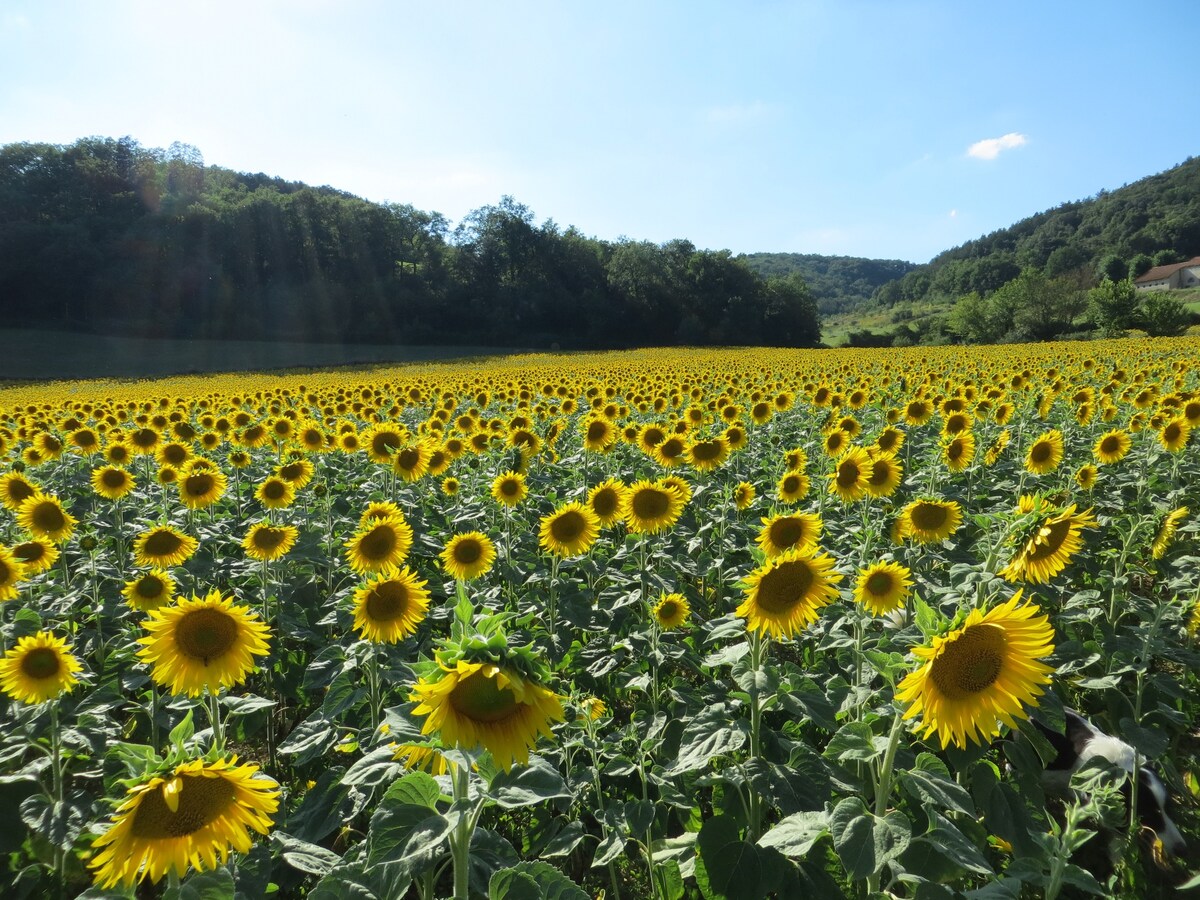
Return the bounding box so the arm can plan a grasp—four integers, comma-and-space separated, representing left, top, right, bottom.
738, 253, 918, 316
0, 137, 821, 351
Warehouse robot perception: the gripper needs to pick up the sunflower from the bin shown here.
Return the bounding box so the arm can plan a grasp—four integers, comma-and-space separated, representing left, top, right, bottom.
275, 458, 314, 489
0, 546, 27, 601
137, 591, 270, 697
587, 479, 627, 528
873, 426, 905, 456
733, 481, 756, 510
1075, 464, 1098, 491
899, 498, 963, 544
904, 399, 934, 427
686, 436, 730, 472
984, 430, 1010, 466
1025, 429, 1064, 475
829, 446, 872, 502
737, 549, 843, 639
582, 417, 616, 453
17, 492, 76, 544
491, 471, 528, 508
943, 433, 976, 473
822, 428, 850, 458
539, 502, 601, 557
393, 443, 431, 482
88, 755, 279, 888
0, 630, 82, 703
756, 512, 822, 558
363, 424, 406, 464
1093, 429, 1132, 465
255, 476, 296, 510
782, 447, 808, 472
653, 592, 691, 629
652, 435, 687, 468
122, 569, 177, 612
344, 516, 414, 574
1158, 418, 1191, 453
104, 440, 133, 466
853, 561, 913, 616
409, 660, 565, 771
896, 592, 1055, 749
439, 532, 497, 582
351, 567, 431, 643
864, 451, 903, 499
10, 537, 58, 575
999, 504, 1098, 584
776, 470, 810, 504
623, 481, 685, 535
583, 696, 608, 721
1151, 507, 1189, 560
359, 501, 405, 527
91, 464, 137, 501
242, 523, 299, 562
442, 476, 460, 496
0, 471, 38, 511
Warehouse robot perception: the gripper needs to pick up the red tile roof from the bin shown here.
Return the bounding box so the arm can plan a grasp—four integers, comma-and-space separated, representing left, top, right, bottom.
1135, 255, 1200, 284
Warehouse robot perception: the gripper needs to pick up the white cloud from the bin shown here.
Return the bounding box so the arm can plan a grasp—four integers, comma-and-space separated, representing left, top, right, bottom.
948, 209, 957, 218
967, 132, 1027, 160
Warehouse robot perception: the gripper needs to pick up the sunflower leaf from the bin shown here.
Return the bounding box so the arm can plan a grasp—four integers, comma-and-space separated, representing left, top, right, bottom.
273, 832, 343, 876
757, 810, 829, 857
487, 755, 572, 807
162, 867, 235, 900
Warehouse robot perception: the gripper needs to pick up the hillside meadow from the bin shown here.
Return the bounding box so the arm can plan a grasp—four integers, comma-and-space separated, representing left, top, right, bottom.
0, 341, 1198, 899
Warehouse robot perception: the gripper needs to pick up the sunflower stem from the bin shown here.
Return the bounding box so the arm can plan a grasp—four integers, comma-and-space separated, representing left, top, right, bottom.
747, 631, 766, 841
865, 709, 905, 895
207, 689, 225, 753
449, 761, 474, 900
49, 701, 65, 897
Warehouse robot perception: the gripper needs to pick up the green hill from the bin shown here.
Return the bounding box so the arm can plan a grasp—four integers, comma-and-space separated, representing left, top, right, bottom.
738, 253, 918, 316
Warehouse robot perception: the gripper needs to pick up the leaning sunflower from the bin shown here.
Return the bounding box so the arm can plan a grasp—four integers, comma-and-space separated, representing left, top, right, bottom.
133, 525, 198, 568
137, 591, 270, 697
652, 592, 691, 629
737, 549, 842, 639
828, 446, 872, 502
1024, 429, 1064, 475
539, 502, 601, 557
16, 492, 77, 543
0, 546, 26, 601
999, 504, 1098, 584
88, 756, 279, 888
351, 566, 431, 643
623, 480, 685, 535
587, 478, 628, 528
439, 532, 497, 582
896, 592, 1055, 749
0, 630, 82, 703
0, 471, 38, 511
864, 451, 903, 499
853, 561, 913, 616
10, 538, 58, 576
1093, 429, 1131, 465
410, 659, 565, 772
242, 523, 299, 562
733, 481, 756, 511
344, 516, 414, 574
898, 498, 963, 544
122, 568, 177, 612
1151, 507, 1189, 560
756, 512, 822, 558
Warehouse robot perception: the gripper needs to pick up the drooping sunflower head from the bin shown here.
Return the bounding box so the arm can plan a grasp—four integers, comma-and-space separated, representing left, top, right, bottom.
733, 481, 756, 511
133, 524, 198, 568
999, 504, 1098, 584
900, 498, 963, 544
10, 537, 58, 575
409, 659, 565, 771
756, 512, 822, 558
623, 480, 684, 535
0, 471, 38, 511
653, 592, 691, 630
242, 523, 299, 562
587, 479, 628, 528
137, 591, 270, 697
942, 432, 976, 473
91, 465, 137, 501
440, 532, 497, 582
344, 516, 413, 574
896, 592, 1056, 749
17, 492, 77, 543
88, 755, 280, 888
122, 568, 177, 612
539, 502, 601, 557
1025, 429, 1064, 475
0, 630, 83, 704
491, 471, 528, 507
0, 545, 27, 601
275, 458, 314, 488
853, 561, 913, 616
736, 549, 843, 639
352, 566, 431, 642
1151, 506, 1189, 560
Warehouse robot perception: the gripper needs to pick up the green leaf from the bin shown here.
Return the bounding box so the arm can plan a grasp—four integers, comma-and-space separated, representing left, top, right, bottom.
488, 869, 541, 900
19, 793, 86, 849
365, 798, 452, 871
342, 745, 402, 787
696, 814, 764, 900
487, 756, 572, 808
824, 722, 886, 764
287, 767, 365, 843
913, 810, 992, 876
540, 820, 586, 858
669, 705, 747, 775
278, 713, 338, 766
169, 709, 195, 748
757, 811, 828, 858
829, 798, 910, 880
222, 694, 276, 716
273, 832, 343, 876
163, 868, 236, 900
898, 754, 975, 814
490, 862, 588, 900
383, 771, 441, 809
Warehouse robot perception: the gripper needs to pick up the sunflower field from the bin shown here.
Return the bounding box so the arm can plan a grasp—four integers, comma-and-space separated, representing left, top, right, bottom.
1, 340, 1199, 900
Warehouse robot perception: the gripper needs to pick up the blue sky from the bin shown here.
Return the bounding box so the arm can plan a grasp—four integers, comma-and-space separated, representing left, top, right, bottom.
2, 0, 1196, 263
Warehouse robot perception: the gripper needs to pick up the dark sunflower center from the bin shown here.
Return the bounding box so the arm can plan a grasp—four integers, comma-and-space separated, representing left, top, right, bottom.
372, 433, 401, 455
1030, 442, 1053, 464
632, 489, 670, 520
910, 503, 948, 531
1164, 424, 1182, 442
0, 559, 10, 583
163, 445, 188, 466
500, 479, 520, 497
836, 461, 861, 487
642, 428, 665, 447
263, 480, 287, 500
550, 510, 587, 542
131, 428, 157, 448
7, 481, 35, 503
755, 560, 814, 615
587, 422, 608, 441
32, 503, 65, 531
20, 647, 60, 680
144, 530, 184, 556
244, 425, 265, 442
947, 441, 964, 460
13, 543, 44, 564
453, 539, 483, 565
865, 571, 895, 596
129, 774, 237, 839
102, 469, 128, 489
253, 528, 287, 551
137, 575, 165, 599
449, 671, 521, 724
878, 434, 898, 452
946, 416, 967, 434
691, 441, 721, 461
929, 623, 1006, 699
359, 525, 398, 560
397, 448, 421, 471
279, 463, 303, 481
1025, 518, 1072, 562
782, 475, 802, 494
1100, 436, 1120, 454
174, 608, 238, 662
769, 518, 805, 549
591, 489, 619, 518
869, 460, 892, 485
659, 438, 684, 458
365, 581, 409, 621
658, 600, 679, 620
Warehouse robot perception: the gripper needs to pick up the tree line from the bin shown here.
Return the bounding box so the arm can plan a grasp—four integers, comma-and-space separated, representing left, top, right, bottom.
0, 137, 821, 350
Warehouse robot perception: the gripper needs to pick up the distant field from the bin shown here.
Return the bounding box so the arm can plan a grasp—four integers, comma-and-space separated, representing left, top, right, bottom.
0, 329, 509, 382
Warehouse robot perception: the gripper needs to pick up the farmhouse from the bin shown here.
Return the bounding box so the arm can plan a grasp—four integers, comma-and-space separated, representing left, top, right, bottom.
1134, 256, 1200, 291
